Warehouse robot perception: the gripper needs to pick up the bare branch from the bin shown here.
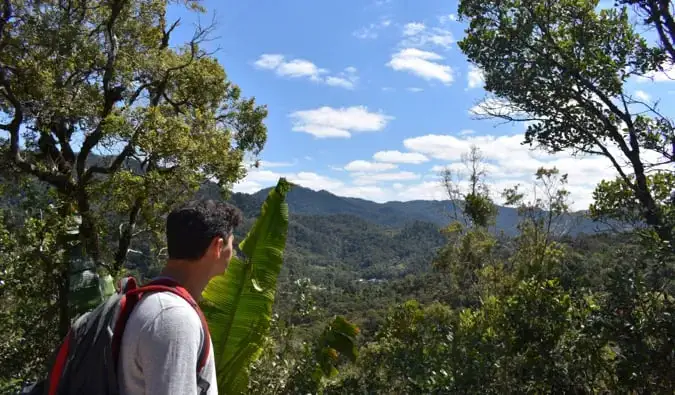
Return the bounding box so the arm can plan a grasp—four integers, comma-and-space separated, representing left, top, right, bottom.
76, 0, 127, 181
161, 18, 181, 50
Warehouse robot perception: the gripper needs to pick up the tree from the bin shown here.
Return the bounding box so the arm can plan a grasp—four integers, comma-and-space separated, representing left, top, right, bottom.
458, 0, 674, 243
440, 145, 498, 229
502, 167, 572, 280
0, 0, 267, 336
0, 182, 65, 389
433, 146, 498, 306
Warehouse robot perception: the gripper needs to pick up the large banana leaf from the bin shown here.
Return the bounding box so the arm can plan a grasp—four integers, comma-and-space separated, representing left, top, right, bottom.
200, 178, 291, 394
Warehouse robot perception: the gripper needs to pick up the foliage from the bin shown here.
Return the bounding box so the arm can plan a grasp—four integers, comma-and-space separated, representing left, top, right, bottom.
590, 244, 675, 393
248, 277, 360, 395
282, 316, 359, 394
0, 181, 66, 386
502, 167, 572, 280
200, 178, 291, 395
0, 0, 267, 336
458, 0, 674, 243
433, 146, 499, 306
590, 171, 675, 233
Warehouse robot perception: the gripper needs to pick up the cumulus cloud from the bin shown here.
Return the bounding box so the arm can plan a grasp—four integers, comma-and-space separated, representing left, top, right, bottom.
254, 54, 325, 80
233, 167, 428, 203
324, 66, 359, 90
289, 106, 393, 139
387, 48, 454, 84
352, 171, 421, 185
636, 62, 675, 82
345, 160, 398, 172
403, 22, 426, 36
399, 26, 455, 49
634, 90, 650, 101
402, 132, 657, 209
438, 13, 457, 24
353, 17, 392, 39
467, 64, 485, 89
469, 96, 527, 118
235, 129, 667, 210
373, 150, 429, 164
254, 54, 358, 89
258, 160, 295, 168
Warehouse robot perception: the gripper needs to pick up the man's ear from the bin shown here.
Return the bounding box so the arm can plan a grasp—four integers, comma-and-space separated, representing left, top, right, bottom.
207, 236, 225, 259
222, 234, 234, 256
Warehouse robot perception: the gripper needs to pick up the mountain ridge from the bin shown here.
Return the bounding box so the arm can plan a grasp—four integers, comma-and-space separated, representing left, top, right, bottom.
231, 184, 611, 236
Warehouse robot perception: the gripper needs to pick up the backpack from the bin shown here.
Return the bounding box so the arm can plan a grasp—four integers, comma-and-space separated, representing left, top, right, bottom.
19, 276, 212, 395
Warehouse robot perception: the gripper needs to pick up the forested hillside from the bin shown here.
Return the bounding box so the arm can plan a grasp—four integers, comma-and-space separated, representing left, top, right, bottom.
245, 185, 610, 236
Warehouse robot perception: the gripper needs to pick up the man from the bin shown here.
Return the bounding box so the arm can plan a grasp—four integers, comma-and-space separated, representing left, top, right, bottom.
118, 199, 243, 394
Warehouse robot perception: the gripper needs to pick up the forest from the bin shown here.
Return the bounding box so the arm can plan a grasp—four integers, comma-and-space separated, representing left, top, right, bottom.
1, 0, 674, 394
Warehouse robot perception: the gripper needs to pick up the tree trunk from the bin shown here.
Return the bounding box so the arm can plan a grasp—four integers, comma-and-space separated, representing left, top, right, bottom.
628, 149, 672, 243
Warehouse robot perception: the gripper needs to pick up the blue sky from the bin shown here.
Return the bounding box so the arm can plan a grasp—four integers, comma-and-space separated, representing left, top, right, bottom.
167, 0, 675, 210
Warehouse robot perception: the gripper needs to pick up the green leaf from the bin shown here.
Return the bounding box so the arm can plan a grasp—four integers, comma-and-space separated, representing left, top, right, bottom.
200, 178, 291, 394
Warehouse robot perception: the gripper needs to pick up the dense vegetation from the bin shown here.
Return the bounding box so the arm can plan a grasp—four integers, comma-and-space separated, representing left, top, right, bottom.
1, 0, 674, 394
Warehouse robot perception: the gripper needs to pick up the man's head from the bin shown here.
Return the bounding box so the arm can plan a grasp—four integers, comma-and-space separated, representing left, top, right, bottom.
166, 199, 243, 278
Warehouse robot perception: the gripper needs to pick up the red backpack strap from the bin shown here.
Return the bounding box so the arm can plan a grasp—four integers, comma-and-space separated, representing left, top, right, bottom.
111, 278, 211, 373
47, 330, 73, 395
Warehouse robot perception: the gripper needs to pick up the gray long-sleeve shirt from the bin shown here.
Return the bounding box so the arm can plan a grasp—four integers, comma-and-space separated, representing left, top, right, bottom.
117, 291, 217, 394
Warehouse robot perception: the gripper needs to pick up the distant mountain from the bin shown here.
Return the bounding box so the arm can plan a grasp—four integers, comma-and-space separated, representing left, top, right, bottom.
236, 185, 610, 237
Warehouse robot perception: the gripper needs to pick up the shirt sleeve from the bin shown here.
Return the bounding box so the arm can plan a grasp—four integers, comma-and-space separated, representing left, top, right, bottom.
137, 305, 203, 395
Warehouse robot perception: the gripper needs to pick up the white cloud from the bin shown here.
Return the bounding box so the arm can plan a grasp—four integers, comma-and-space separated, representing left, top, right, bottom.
373, 150, 429, 164
636, 62, 675, 82
345, 160, 398, 172
387, 48, 454, 85
324, 66, 359, 90
634, 90, 650, 101
235, 131, 666, 210
352, 171, 420, 185
402, 132, 654, 209
254, 54, 358, 89
407, 87, 424, 92
253, 54, 284, 69
233, 167, 417, 203
289, 106, 393, 139
403, 22, 426, 36
467, 64, 485, 89
469, 96, 525, 118
325, 76, 355, 89
459, 129, 475, 136
258, 160, 295, 168
254, 54, 325, 80
438, 14, 457, 24
353, 18, 392, 39
399, 27, 455, 49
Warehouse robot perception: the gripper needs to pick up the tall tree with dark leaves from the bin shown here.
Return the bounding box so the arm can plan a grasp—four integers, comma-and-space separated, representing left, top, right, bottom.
0, 0, 267, 339
457, 0, 674, 244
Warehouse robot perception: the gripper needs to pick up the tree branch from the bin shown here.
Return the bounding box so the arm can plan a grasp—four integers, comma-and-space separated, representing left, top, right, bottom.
76, 0, 126, 181
1, 69, 74, 191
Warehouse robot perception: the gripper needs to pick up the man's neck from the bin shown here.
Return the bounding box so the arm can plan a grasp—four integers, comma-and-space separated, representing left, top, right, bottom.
159, 260, 209, 301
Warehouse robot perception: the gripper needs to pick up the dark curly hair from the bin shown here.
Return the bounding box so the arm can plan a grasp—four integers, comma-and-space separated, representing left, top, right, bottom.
166, 199, 243, 260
